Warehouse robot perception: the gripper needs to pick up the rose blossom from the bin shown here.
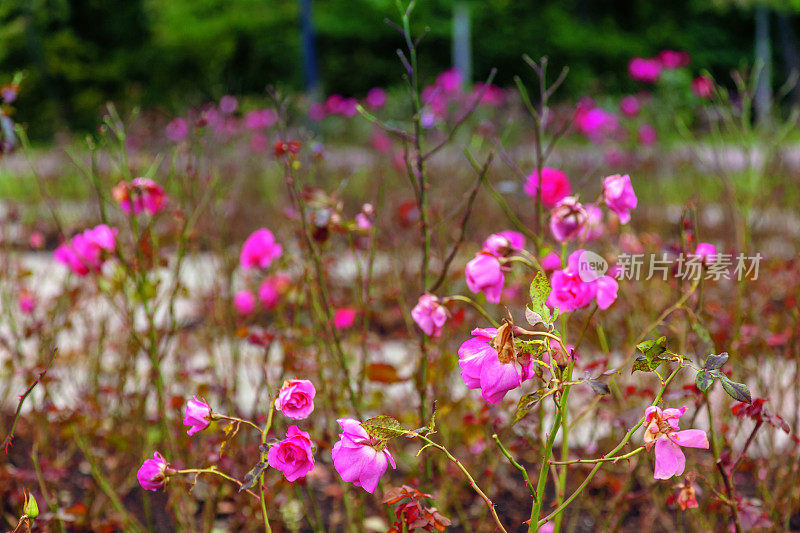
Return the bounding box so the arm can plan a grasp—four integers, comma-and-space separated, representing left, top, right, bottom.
275, 379, 316, 419
550, 196, 588, 242
240, 228, 283, 269
582, 205, 604, 242
619, 95, 640, 117
523, 167, 571, 207
233, 290, 256, 315
137, 452, 172, 491
644, 405, 709, 479
182, 396, 212, 436
465, 253, 505, 304
628, 57, 663, 84
365, 87, 387, 109
258, 273, 290, 309
602, 174, 638, 224
332, 418, 396, 493
112, 178, 167, 215
267, 426, 315, 481
658, 49, 690, 69
166, 117, 189, 141
547, 250, 618, 312
54, 225, 118, 276
458, 324, 534, 403
18, 291, 36, 314
411, 294, 448, 337
482, 231, 525, 257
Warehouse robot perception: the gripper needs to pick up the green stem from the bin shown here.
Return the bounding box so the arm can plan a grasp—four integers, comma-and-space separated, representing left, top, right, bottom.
529, 409, 562, 531
492, 434, 535, 497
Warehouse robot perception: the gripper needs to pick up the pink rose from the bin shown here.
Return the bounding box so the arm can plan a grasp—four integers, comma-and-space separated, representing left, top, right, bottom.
644, 406, 708, 479
550, 196, 588, 243
619, 96, 640, 117
332, 418, 396, 493
695, 243, 717, 264
482, 231, 525, 257
411, 294, 448, 337
523, 167, 572, 207
18, 292, 36, 314
547, 251, 598, 312
182, 396, 211, 436
267, 425, 315, 481
602, 174, 638, 224
458, 327, 534, 403
658, 50, 690, 69
465, 253, 505, 304
275, 379, 316, 419
54, 224, 118, 276
691, 75, 714, 99
137, 452, 171, 491
240, 228, 283, 270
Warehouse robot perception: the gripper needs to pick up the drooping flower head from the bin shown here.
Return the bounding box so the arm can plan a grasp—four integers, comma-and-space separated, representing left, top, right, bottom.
137, 452, 171, 491
582, 205, 604, 242
523, 167, 572, 208
482, 231, 525, 257
644, 405, 709, 479
550, 196, 588, 243
267, 426, 315, 482
275, 379, 316, 419
183, 396, 212, 436
602, 174, 638, 224
465, 253, 505, 304
332, 418, 397, 493
458, 323, 534, 403
240, 228, 283, 270
411, 294, 448, 337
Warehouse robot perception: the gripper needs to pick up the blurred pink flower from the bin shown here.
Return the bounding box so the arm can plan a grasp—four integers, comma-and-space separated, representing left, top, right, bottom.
619, 95, 640, 117
275, 379, 316, 419
575, 106, 619, 142
250, 132, 268, 153
240, 229, 283, 270
691, 75, 714, 99
474, 83, 506, 106
334, 307, 357, 330
54, 225, 117, 276
411, 294, 448, 337
219, 95, 238, 114
458, 327, 534, 403
638, 123, 657, 146
628, 57, 663, 83
244, 109, 277, 130
540, 251, 562, 272
309, 102, 327, 121
523, 167, 572, 207
595, 275, 619, 310
644, 405, 709, 479
370, 131, 392, 154
182, 396, 211, 436
268, 426, 315, 481
234, 290, 256, 315
137, 452, 170, 491
18, 292, 36, 314
695, 243, 717, 264
365, 87, 387, 109
166, 117, 189, 141
658, 50, 690, 69
332, 418, 396, 493
29, 232, 44, 249
258, 274, 290, 309
436, 68, 462, 94
602, 174, 638, 224
550, 196, 587, 243
465, 253, 505, 304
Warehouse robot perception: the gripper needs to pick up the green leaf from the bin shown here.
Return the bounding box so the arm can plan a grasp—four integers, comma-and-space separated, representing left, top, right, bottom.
362, 416, 407, 440
692, 322, 714, 351
704, 352, 728, 370
695, 370, 714, 392
239, 461, 268, 493
631, 337, 669, 373
528, 271, 552, 324
512, 389, 544, 425
588, 380, 610, 395
720, 377, 751, 404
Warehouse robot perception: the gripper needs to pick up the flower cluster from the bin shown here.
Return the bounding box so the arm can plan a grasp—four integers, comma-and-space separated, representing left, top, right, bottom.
54, 224, 118, 276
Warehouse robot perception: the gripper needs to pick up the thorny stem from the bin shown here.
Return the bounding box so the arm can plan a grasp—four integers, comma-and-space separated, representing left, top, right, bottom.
535, 364, 684, 529
444, 295, 500, 328
549, 446, 645, 465
259, 401, 276, 532
414, 433, 509, 533
492, 434, 535, 497
2, 348, 57, 453
176, 468, 261, 500
704, 391, 743, 533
